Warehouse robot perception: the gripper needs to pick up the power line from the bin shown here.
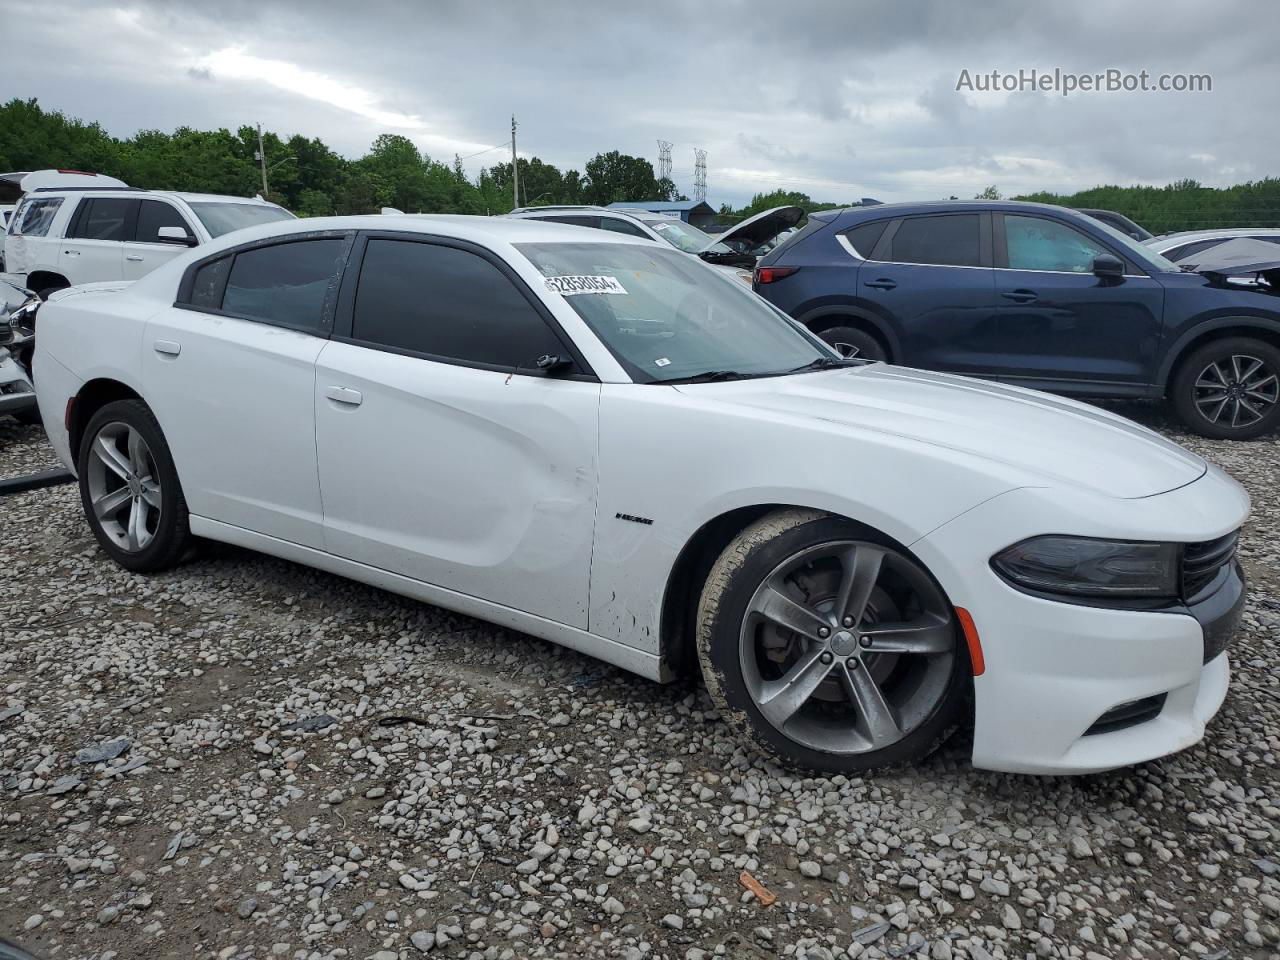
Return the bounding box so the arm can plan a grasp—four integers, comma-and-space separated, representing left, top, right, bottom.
457, 141, 509, 162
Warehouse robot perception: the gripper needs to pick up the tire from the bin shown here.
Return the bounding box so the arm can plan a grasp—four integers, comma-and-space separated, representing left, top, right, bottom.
696, 509, 968, 774
1170, 337, 1280, 440
77, 399, 191, 572
815, 325, 888, 362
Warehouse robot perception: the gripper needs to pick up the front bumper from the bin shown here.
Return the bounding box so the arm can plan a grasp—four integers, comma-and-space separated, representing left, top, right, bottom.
0, 348, 36, 415
914, 467, 1249, 775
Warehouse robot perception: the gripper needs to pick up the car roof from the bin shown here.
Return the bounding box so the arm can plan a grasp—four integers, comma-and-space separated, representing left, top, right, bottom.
509, 205, 657, 223
27, 187, 280, 206
822, 199, 1095, 222
201, 214, 659, 254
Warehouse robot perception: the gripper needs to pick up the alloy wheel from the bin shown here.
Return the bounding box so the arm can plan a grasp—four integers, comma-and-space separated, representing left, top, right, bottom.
738, 540, 955, 755
85, 421, 162, 553
1194, 354, 1280, 429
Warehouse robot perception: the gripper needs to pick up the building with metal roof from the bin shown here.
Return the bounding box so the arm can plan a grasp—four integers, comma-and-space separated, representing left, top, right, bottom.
608, 200, 717, 227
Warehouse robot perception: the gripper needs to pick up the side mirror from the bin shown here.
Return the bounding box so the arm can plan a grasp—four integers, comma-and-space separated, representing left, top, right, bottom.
157, 226, 197, 247
1092, 253, 1125, 279
532, 353, 574, 377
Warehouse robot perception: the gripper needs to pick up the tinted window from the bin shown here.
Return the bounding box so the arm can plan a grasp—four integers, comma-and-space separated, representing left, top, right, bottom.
12, 198, 63, 237
71, 198, 137, 242
135, 200, 193, 243
539, 215, 598, 227
1006, 215, 1108, 272
189, 256, 231, 309
598, 217, 651, 239
221, 239, 344, 331
844, 220, 888, 259
888, 215, 982, 266
352, 239, 562, 369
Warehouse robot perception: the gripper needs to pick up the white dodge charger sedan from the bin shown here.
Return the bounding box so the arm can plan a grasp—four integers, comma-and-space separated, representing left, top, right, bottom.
31, 215, 1248, 775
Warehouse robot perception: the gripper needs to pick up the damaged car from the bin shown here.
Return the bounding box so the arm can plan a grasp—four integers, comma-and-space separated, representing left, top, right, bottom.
30, 215, 1249, 775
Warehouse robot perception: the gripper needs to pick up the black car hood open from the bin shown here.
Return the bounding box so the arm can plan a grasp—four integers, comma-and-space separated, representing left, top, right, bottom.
1185, 237, 1280, 281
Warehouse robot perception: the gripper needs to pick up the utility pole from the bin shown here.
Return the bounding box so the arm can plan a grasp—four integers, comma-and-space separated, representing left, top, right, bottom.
511, 115, 520, 210
693, 148, 707, 202
255, 124, 270, 198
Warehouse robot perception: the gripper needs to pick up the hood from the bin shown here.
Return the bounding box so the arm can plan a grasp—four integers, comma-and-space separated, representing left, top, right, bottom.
710, 206, 805, 253
675, 365, 1206, 499
1184, 237, 1280, 280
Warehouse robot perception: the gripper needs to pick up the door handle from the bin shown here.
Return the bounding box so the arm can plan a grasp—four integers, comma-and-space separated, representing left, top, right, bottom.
1001, 289, 1038, 303
325, 386, 363, 407
126, 255, 144, 262
153, 339, 181, 357
864, 278, 897, 290
63, 249, 80, 256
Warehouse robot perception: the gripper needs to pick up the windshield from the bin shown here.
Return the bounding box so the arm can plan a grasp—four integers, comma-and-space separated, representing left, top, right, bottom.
1089, 217, 1181, 273
517, 242, 830, 383
641, 217, 732, 255
187, 201, 295, 238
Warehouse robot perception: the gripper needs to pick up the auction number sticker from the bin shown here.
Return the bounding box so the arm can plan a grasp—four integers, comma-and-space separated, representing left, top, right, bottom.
545, 275, 628, 296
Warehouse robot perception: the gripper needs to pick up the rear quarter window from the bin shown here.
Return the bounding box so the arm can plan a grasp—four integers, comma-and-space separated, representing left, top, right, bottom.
842, 220, 888, 259
12, 197, 64, 237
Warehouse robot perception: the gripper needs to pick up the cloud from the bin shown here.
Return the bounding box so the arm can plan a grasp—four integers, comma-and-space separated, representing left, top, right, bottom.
3, 0, 1277, 207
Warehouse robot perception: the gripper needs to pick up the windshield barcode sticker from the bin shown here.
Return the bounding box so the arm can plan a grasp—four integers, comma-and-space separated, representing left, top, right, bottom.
545, 275, 628, 296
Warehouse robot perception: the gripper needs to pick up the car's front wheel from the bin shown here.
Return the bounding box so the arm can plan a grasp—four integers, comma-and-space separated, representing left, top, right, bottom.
77, 399, 191, 572
1171, 337, 1280, 440
696, 509, 968, 773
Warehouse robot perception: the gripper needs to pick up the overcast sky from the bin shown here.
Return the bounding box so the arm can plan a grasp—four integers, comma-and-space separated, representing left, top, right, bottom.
3, 0, 1276, 207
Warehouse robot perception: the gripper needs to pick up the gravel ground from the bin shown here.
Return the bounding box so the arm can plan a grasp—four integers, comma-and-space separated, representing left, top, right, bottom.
1, 404, 1278, 960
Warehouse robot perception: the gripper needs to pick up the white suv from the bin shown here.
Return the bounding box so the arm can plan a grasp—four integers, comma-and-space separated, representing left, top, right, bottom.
5, 188, 294, 296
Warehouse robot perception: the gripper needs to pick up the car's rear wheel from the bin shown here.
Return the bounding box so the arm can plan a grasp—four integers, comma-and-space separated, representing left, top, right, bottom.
816, 325, 887, 362
78, 399, 190, 572
696, 509, 967, 773
1171, 337, 1280, 440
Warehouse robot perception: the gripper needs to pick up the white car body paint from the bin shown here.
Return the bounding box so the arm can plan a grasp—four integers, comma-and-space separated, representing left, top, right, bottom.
32, 214, 1250, 774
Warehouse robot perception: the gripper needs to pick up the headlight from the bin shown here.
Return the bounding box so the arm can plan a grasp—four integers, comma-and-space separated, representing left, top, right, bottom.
992, 536, 1179, 599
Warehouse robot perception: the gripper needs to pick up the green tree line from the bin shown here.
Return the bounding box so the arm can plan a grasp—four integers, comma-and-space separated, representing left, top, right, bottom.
1014, 178, 1280, 235
4, 98, 1277, 233
0, 98, 680, 216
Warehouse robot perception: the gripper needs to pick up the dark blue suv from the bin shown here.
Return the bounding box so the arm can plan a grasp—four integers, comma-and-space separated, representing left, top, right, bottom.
754, 201, 1280, 440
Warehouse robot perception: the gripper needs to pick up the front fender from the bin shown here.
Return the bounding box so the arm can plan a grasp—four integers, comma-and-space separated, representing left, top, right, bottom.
1156, 314, 1280, 385
587, 383, 1020, 654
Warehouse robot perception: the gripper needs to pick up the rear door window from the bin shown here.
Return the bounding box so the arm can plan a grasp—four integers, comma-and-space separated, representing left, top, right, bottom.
68, 198, 138, 242
220, 238, 346, 333
886, 214, 982, 267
